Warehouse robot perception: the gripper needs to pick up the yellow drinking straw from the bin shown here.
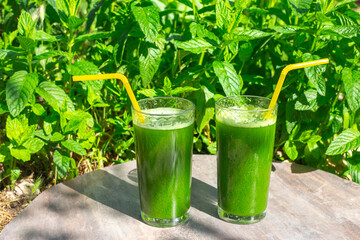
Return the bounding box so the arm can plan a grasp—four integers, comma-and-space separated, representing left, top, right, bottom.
265, 58, 330, 119
73, 73, 144, 122
72, 73, 141, 112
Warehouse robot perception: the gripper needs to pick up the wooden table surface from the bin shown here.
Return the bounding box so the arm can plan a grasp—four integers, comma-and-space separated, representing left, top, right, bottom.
1, 154, 359, 240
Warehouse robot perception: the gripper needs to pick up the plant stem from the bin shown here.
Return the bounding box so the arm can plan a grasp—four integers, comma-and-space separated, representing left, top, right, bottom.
178, 50, 181, 72
192, 0, 197, 22
310, 35, 318, 53
330, 86, 342, 112
311, 21, 321, 52
54, 166, 57, 185
10, 157, 16, 170
181, 6, 187, 31
198, 51, 205, 66
27, 53, 33, 73
343, 109, 350, 130
68, 30, 74, 60
67, 29, 75, 91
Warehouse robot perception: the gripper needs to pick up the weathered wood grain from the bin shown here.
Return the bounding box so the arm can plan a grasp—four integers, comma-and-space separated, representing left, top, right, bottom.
1, 155, 359, 240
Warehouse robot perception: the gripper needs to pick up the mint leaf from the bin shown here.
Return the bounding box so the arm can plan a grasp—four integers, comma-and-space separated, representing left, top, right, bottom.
213, 61, 242, 96
0, 144, 11, 163
335, 0, 358, 11
35, 30, 57, 42
174, 38, 215, 54
0, 49, 22, 60
224, 29, 272, 42
10, 148, 31, 162
324, 25, 360, 38
284, 140, 298, 160
17, 11, 36, 38
342, 68, 360, 112
302, 53, 326, 96
288, 0, 312, 15
36, 81, 75, 113
238, 42, 253, 63
189, 23, 219, 43
67, 16, 86, 29
137, 89, 164, 98
207, 141, 217, 155
6, 116, 24, 145
61, 139, 86, 155
216, 0, 231, 31
23, 138, 44, 154
5, 168, 21, 182
53, 150, 70, 178
286, 101, 297, 134
347, 154, 360, 183
271, 26, 304, 34
17, 36, 36, 51
33, 50, 71, 61
32, 103, 47, 116
326, 129, 360, 155
67, 60, 100, 76
177, 0, 193, 8
63, 110, 93, 134
171, 86, 198, 96
200, 99, 215, 134
75, 31, 113, 43
56, 0, 80, 16
131, 2, 160, 42
50, 132, 65, 142
139, 44, 162, 87
294, 89, 326, 112
6, 115, 37, 146
235, 0, 253, 9
6, 71, 39, 117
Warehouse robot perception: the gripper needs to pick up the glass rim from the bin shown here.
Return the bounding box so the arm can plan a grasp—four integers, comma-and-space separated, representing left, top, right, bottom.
131, 96, 195, 116
215, 95, 278, 112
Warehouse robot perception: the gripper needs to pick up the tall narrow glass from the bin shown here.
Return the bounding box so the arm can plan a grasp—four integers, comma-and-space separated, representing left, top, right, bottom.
215, 95, 277, 224
132, 97, 195, 227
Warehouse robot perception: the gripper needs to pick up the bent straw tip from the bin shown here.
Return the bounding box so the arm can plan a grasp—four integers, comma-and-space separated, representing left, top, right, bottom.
321, 58, 329, 63
269, 58, 330, 111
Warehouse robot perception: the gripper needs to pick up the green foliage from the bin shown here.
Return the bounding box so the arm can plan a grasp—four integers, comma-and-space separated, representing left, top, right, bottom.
6, 71, 38, 117
326, 129, 360, 155
213, 61, 242, 96
131, 1, 160, 43
0, 0, 360, 187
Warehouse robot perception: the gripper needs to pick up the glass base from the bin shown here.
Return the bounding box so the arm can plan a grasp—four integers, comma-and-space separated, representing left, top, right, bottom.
217, 207, 266, 224
141, 210, 189, 228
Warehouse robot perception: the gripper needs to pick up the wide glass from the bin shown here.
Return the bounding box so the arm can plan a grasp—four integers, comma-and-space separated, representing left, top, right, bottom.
215, 95, 277, 224
132, 97, 195, 227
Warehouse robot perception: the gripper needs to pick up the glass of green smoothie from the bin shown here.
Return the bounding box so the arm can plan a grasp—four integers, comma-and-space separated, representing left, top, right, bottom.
132, 97, 195, 227
215, 95, 277, 224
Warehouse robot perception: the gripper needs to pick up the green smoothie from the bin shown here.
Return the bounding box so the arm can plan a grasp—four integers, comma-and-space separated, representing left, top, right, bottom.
216, 105, 276, 218
134, 107, 194, 221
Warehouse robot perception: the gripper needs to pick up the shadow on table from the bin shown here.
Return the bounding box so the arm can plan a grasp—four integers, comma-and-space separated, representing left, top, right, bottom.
191, 177, 218, 218
272, 163, 276, 172
273, 160, 316, 174
290, 162, 316, 174
64, 169, 141, 222
19, 231, 77, 240
189, 178, 241, 239
63, 169, 219, 225
127, 168, 138, 183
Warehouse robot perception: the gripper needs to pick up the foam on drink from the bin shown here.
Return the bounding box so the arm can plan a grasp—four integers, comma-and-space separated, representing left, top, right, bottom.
134, 107, 193, 130
216, 104, 276, 128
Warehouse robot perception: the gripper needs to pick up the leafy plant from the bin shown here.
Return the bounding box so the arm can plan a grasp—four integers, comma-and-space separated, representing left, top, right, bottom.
0, 0, 360, 187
